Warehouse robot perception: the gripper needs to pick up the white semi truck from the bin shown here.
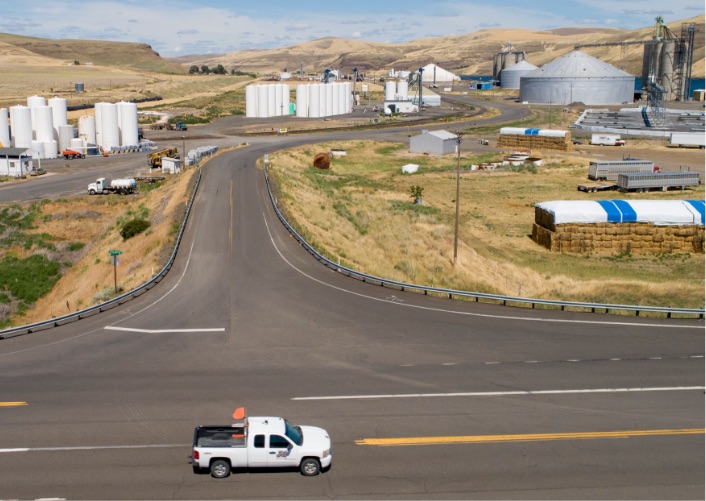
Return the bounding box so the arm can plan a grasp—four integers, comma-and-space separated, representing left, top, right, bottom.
191, 409, 332, 478
87, 177, 137, 195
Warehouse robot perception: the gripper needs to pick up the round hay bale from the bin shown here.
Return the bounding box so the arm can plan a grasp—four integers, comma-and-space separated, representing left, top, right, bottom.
313, 152, 331, 170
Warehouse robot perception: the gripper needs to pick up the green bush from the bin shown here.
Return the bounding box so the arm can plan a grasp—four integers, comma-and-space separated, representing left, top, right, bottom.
0, 255, 61, 303
120, 218, 151, 240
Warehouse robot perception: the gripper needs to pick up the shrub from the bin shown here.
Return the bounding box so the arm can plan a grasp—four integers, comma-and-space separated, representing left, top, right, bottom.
120, 218, 151, 240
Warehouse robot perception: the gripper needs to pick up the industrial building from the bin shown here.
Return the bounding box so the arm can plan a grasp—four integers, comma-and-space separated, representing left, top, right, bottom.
410, 130, 458, 155
0, 147, 33, 177
420, 64, 460, 84
519, 51, 634, 105
493, 42, 526, 85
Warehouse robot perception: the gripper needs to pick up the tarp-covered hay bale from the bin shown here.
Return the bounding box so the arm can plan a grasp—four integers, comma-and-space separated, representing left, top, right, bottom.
313, 152, 331, 170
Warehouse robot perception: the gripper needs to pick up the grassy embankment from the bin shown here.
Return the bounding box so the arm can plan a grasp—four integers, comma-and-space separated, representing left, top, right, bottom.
267, 140, 705, 309
0, 169, 198, 328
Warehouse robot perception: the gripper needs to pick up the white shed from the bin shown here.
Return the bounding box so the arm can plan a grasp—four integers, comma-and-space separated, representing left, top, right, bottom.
420, 64, 460, 83
410, 130, 458, 155
0, 147, 33, 177
161, 156, 181, 174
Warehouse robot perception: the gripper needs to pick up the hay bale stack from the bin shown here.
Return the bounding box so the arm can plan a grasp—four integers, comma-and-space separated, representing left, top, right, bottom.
498, 133, 572, 152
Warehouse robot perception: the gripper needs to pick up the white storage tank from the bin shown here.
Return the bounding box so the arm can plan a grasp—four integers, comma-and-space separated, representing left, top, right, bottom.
275, 85, 284, 117
309, 84, 321, 118
43, 140, 58, 159
57, 124, 74, 152
385, 81, 396, 101
94, 104, 103, 148
296, 85, 308, 118
346, 82, 353, 112
34, 106, 54, 142
10, 105, 32, 148
325, 84, 334, 117
267, 85, 276, 117
281, 84, 290, 115
0, 108, 10, 147
332, 84, 340, 115
78, 115, 96, 145
118, 101, 139, 146
245, 85, 257, 118
48, 96, 68, 139
257, 85, 268, 118
100, 103, 120, 150
31, 140, 44, 159
397, 80, 409, 100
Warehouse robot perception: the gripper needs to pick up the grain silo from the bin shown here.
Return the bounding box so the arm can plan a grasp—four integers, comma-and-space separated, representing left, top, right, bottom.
519, 50, 634, 105
500, 60, 538, 89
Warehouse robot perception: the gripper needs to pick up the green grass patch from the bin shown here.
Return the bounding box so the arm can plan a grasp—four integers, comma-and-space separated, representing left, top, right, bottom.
0, 254, 61, 303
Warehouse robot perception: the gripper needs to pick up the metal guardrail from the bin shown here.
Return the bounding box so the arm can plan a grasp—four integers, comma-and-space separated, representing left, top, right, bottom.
0, 168, 203, 340
264, 168, 704, 319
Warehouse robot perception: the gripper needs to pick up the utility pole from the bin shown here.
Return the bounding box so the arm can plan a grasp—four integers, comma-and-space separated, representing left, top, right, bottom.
453, 132, 463, 266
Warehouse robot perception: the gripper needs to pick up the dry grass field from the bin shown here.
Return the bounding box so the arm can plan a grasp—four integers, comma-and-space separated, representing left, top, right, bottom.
0, 169, 198, 327
268, 140, 705, 309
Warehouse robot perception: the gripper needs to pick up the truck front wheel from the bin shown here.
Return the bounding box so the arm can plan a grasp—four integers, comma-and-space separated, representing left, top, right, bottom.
210, 459, 231, 478
300, 458, 321, 476
89, 189, 96, 195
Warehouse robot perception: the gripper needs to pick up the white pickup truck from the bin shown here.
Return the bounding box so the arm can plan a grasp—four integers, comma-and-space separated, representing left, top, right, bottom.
191, 415, 332, 478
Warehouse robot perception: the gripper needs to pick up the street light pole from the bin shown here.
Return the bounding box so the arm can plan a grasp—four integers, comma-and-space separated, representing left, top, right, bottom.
453, 132, 463, 266
182, 136, 186, 168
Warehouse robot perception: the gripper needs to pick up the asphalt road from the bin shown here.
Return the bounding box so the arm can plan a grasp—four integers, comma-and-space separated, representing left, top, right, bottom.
0, 99, 703, 500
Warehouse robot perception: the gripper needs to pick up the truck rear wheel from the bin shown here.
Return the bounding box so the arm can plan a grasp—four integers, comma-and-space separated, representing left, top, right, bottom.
210, 459, 231, 478
300, 458, 321, 476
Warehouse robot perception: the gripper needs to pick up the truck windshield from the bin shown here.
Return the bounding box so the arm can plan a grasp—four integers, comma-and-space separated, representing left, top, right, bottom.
284, 420, 303, 446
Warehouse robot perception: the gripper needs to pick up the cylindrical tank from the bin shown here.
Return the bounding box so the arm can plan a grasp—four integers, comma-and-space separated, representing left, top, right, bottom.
296, 85, 308, 117
385, 81, 396, 101
245, 85, 257, 118
309, 84, 320, 118
31, 140, 44, 159
10, 105, 32, 148
500, 60, 539, 89
100, 103, 120, 150
267, 85, 276, 117
118, 101, 139, 146
255, 86, 267, 118
57, 124, 74, 152
78, 115, 96, 144
332, 84, 340, 116
325, 84, 333, 117
0, 108, 10, 147
281, 84, 290, 115
397, 80, 409, 100
70, 137, 86, 153
659, 40, 676, 100
346, 82, 353, 113
274, 84, 283, 117
48, 97, 68, 140
94, 104, 103, 148
43, 140, 58, 159
34, 106, 54, 142
75, 82, 84, 92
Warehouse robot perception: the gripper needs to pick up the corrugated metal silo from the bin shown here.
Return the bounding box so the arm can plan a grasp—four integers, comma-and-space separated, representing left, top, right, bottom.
519, 50, 634, 105
500, 60, 538, 89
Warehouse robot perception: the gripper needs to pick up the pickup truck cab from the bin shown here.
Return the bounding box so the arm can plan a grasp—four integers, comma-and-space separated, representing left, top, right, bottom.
192, 416, 332, 478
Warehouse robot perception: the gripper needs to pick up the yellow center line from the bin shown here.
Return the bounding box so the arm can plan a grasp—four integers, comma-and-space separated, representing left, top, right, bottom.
0, 402, 28, 407
355, 428, 705, 446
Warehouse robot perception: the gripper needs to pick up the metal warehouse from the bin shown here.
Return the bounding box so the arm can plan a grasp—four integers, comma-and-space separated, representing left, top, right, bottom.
519, 50, 634, 105
410, 130, 458, 155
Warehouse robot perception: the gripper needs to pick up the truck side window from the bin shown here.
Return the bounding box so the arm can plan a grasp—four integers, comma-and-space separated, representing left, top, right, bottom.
270, 435, 290, 449
253, 435, 265, 448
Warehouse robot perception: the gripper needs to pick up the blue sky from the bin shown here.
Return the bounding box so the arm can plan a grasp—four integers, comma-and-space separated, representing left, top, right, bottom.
0, 0, 702, 57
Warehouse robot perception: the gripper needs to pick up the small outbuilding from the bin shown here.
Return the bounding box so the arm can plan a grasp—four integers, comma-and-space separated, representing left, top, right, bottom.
161, 157, 181, 174
0, 147, 33, 177
410, 130, 458, 155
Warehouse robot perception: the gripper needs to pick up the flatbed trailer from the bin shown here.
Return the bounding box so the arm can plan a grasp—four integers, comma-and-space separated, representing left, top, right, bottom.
577, 182, 617, 193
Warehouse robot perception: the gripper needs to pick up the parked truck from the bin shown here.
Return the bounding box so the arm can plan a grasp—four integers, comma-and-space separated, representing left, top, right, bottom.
148, 147, 178, 168
669, 132, 705, 149
150, 122, 188, 131
588, 158, 656, 181
617, 171, 701, 193
87, 177, 137, 195
191, 408, 332, 479
590, 133, 625, 146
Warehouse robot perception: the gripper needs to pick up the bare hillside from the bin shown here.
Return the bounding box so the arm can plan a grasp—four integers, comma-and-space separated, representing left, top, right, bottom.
174, 15, 705, 77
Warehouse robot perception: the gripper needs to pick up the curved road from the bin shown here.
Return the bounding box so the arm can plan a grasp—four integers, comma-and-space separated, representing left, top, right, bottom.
0, 101, 703, 499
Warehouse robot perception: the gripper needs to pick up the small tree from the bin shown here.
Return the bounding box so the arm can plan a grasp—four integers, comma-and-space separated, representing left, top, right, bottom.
213, 64, 226, 75
409, 185, 424, 204
200, 65, 210, 74
189, 65, 200, 74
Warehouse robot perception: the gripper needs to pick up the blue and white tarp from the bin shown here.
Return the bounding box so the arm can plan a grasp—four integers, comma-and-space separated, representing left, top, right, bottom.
537, 200, 705, 226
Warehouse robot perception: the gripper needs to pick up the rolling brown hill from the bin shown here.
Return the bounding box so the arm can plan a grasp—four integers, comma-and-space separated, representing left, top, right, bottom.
173, 15, 705, 78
